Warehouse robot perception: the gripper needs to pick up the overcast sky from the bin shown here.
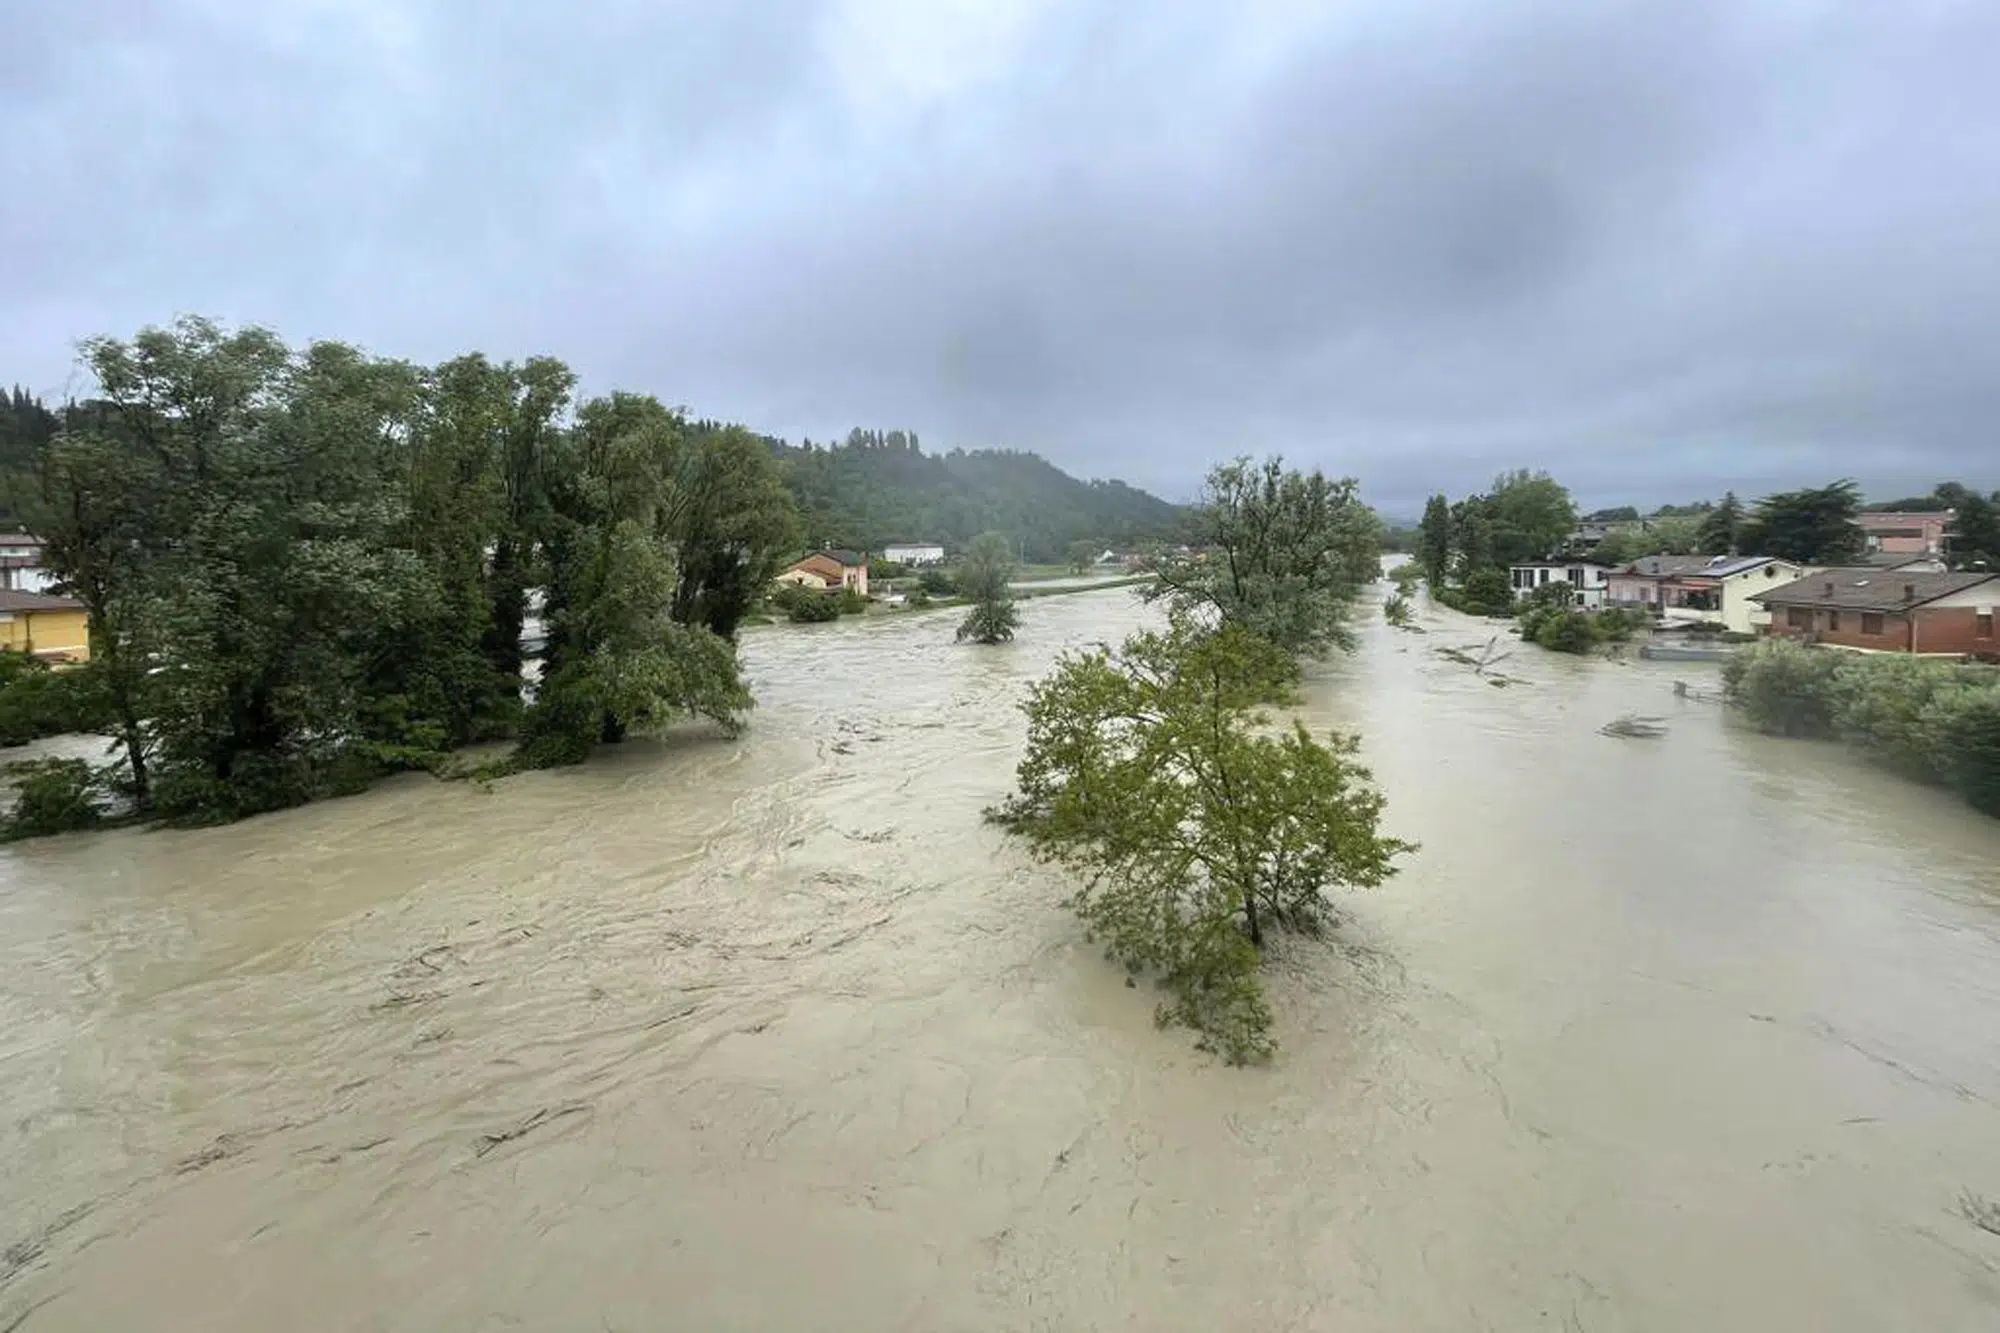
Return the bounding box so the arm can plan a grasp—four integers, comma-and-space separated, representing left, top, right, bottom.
7, 0, 1999, 513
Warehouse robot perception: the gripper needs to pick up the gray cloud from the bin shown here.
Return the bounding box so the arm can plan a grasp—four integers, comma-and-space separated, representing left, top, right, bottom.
6, 0, 1999, 512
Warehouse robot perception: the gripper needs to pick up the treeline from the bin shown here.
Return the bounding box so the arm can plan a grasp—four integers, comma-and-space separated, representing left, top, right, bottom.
773, 429, 1190, 563
995, 458, 1410, 1062
1725, 641, 2000, 817
10, 317, 797, 831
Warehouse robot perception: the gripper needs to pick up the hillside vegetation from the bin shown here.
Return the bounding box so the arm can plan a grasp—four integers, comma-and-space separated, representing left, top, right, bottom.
769, 429, 1188, 563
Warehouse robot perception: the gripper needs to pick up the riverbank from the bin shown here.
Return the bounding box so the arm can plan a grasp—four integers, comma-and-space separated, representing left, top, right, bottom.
4, 583, 1998, 1330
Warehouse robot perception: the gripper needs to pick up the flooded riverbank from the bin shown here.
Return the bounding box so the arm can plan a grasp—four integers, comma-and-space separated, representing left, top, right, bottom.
3, 587, 1998, 1330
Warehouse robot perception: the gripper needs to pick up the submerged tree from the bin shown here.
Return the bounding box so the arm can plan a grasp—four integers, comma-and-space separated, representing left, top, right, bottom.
1417, 493, 1452, 585
993, 621, 1413, 1062
1149, 456, 1381, 658
955, 531, 1019, 644
519, 393, 754, 766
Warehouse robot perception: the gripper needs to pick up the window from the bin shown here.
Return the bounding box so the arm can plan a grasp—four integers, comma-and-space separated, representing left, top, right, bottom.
1786, 606, 1810, 629
1979, 612, 1994, 639
1539, 568, 1550, 585
1827, 611, 1841, 631
1567, 567, 1583, 586
1861, 612, 1885, 635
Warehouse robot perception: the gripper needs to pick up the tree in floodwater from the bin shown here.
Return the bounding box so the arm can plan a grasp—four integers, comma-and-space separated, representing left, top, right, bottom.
1416, 493, 1452, 586
518, 393, 753, 767
992, 620, 1413, 1062
955, 531, 1019, 644
1148, 456, 1383, 659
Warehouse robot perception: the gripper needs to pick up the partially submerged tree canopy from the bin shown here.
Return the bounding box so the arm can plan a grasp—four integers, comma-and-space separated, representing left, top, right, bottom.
955, 530, 1019, 644
994, 620, 1413, 1061
1148, 456, 1382, 658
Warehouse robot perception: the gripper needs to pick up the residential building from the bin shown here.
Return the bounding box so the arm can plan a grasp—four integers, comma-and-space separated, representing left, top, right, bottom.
1507, 559, 1610, 609
882, 543, 946, 566
1858, 511, 1952, 555
1751, 570, 1999, 656
779, 550, 869, 597
1604, 555, 1717, 613
0, 589, 91, 662
0, 535, 54, 594
1602, 554, 1807, 633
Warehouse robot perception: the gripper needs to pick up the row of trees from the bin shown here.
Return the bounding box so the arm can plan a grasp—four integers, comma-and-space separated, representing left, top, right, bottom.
994, 457, 1410, 1063
16, 318, 798, 826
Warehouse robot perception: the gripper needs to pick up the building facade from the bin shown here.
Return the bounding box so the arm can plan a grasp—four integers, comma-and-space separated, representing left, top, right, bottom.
1858, 511, 1952, 555
1507, 559, 1610, 610
1752, 571, 1998, 656
882, 543, 946, 566
0, 590, 91, 662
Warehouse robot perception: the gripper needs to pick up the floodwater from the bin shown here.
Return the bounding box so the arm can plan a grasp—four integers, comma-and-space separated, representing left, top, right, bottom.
3, 584, 1998, 1331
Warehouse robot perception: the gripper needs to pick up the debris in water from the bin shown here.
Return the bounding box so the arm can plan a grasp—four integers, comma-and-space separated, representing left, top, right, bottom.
1960, 1189, 2000, 1238
1599, 715, 1668, 739
472, 1104, 591, 1159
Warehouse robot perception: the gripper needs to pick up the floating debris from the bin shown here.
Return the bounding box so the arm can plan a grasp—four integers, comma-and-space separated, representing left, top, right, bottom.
1600, 714, 1669, 739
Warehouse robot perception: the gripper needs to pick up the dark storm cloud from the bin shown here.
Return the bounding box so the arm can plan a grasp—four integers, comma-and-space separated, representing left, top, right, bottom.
6, 0, 1999, 511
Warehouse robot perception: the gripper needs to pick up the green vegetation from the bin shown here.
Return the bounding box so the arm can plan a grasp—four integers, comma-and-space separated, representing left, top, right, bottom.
774, 428, 1186, 564
1515, 589, 1642, 654
18, 317, 798, 829
995, 456, 1407, 1062
0, 656, 110, 746
1383, 593, 1414, 628
955, 532, 1019, 644
1147, 456, 1381, 657
992, 621, 1412, 1063
1736, 480, 1864, 564
1434, 567, 1514, 617
0, 758, 102, 840
1724, 641, 2000, 815
771, 584, 841, 623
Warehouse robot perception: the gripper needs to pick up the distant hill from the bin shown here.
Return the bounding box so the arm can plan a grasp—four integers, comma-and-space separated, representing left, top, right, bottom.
761, 428, 1190, 564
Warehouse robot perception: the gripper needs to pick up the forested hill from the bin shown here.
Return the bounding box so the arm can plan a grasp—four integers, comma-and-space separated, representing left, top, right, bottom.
756, 428, 1190, 563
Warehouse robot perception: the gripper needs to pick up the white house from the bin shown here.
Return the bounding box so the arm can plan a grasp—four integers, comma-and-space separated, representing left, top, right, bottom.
883, 543, 946, 566
0, 535, 54, 595
1508, 558, 1611, 610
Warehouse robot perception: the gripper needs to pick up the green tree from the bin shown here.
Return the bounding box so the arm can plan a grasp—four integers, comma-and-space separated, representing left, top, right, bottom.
993, 621, 1413, 1061
955, 531, 1019, 644
1485, 469, 1576, 566
1065, 539, 1096, 575
520, 393, 753, 765
1737, 480, 1864, 563
664, 423, 800, 640
1947, 490, 2000, 570
1149, 457, 1381, 657
1696, 491, 1744, 555
1417, 493, 1451, 585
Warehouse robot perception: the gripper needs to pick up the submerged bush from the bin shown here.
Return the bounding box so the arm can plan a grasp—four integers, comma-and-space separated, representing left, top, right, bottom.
1725, 640, 2000, 815
1, 758, 104, 840
770, 583, 840, 623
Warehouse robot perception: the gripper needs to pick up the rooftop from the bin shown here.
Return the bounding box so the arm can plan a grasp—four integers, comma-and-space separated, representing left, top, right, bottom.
0, 589, 83, 613
1748, 569, 1997, 612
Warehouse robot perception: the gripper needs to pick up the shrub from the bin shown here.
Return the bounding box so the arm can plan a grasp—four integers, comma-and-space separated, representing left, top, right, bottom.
0, 656, 114, 747
918, 569, 959, 598
771, 583, 840, 623
1722, 640, 1842, 737
834, 586, 869, 615
1, 758, 104, 840
1931, 688, 2000, 815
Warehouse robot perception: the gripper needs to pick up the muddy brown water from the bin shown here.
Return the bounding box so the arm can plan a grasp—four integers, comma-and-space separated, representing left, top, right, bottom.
3, 586, 1999, 1331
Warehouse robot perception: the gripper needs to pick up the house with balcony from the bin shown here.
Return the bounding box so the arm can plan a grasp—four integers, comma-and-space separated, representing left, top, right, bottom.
1603, 554, 1808, 634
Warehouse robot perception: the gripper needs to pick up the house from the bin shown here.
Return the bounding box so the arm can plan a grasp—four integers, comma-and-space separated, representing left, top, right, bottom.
1507, 558, 1611, 610
1839, 551, 1947, 573
1600, 554, 1803, 633
1605, 555, 1717, 613
0, 535, 54, 594
882, 543, 946, 567
1751, 570, 1999, 656
0, 589, 91, 663
778, 550, 869, 598
1858, 510, 1952, 556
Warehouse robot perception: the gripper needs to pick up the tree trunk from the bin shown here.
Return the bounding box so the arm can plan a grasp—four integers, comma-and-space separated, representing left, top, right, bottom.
1243, 889, 1263, 949
599, 711, 626, 745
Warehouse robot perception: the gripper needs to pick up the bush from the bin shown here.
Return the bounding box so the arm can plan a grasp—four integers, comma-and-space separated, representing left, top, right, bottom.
903, 586, 931, 609
0, 656, 113, 746
771, 583, 839, 623
1, 758, 104, 840
918, 569, 959, 598
1725, 641, 2000, 816
1433, 566, 1515, 617
834, 586, 869, 615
